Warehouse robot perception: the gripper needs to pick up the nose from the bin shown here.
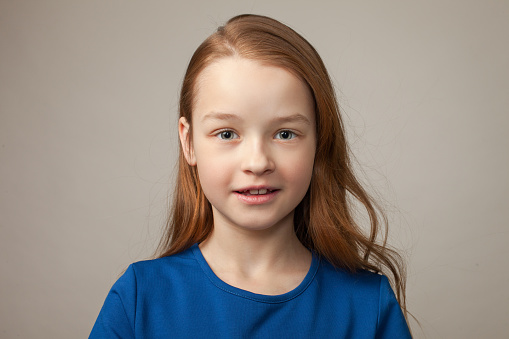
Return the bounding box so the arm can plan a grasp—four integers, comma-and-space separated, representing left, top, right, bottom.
240, 138, 275, 176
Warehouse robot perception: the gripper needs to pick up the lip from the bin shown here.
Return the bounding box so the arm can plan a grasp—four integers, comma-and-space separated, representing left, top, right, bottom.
233, 185, 280, 205
234, 190, 279, 205
234, 185, 278, 192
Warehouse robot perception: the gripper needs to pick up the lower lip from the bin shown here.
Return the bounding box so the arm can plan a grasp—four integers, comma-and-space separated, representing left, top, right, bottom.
234, 190, 279, 205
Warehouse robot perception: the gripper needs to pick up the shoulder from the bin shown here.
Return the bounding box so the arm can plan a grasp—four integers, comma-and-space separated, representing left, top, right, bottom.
89, 247, 200, 338
315, 259, 411, 338
316, 257, 400, 307
130, 246, 202, 290
130, 246, 197, 277
316, 258, 385, 294
110, 246, 199, 296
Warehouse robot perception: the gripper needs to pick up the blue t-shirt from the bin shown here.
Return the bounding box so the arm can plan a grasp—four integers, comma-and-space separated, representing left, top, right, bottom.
90, 244, 411, 338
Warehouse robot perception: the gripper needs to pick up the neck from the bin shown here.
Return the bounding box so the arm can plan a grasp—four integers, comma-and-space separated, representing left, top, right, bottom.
199, 213, 310, 278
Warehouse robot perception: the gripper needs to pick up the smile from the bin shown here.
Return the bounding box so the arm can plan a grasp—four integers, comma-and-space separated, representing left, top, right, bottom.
236, 188, 277, 196
234, 188, 280, 205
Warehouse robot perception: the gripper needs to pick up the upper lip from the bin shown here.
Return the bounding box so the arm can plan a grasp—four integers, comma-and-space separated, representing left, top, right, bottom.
234, 185, 278, 192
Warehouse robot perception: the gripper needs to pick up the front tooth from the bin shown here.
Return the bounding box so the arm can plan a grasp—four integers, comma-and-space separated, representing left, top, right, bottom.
249, 189, 259, 195
258, 189, 267, 194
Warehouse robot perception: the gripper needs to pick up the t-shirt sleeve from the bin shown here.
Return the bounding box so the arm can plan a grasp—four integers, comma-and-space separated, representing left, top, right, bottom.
376, 275, 412, 339
89, 265, 137, 339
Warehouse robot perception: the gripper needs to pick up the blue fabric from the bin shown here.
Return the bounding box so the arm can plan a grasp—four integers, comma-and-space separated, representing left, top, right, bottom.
90, 244, 411, 338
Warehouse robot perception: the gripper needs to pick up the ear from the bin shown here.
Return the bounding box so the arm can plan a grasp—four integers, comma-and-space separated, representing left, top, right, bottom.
178, 117, 197, 166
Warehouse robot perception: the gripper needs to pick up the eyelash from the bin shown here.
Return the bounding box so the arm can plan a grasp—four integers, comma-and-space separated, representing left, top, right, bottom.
215, 129, 297, 140
216, 130, 239, 140
274, 130, 297, 140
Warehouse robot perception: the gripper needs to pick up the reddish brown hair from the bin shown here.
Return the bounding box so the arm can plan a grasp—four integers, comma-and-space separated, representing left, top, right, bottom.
155, 14, 408, 320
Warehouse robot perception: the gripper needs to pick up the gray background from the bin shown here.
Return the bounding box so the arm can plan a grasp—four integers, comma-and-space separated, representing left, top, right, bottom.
1, 0, 508, 338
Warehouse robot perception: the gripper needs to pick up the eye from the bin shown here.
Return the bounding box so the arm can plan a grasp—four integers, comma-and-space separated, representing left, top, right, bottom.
216, 130, 238, 140
275, 130, 296, 140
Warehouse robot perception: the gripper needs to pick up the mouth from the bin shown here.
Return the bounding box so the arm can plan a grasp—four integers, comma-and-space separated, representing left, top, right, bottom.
234, 187, 280, 205
234, 188, 279, 196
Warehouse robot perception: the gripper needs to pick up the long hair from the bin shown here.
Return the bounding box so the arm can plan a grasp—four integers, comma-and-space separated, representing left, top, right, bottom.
155, 14, 408, 319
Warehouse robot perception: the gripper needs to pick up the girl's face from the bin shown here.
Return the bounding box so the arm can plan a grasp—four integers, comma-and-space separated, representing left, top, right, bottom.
179, 57, 316, 234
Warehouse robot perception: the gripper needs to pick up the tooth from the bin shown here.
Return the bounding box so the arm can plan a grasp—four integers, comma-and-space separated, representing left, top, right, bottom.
249, 189, 259, 195
259, 189, 267, 194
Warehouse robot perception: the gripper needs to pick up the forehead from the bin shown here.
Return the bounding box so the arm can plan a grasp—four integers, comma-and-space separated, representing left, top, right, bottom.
192, 57, 315, 123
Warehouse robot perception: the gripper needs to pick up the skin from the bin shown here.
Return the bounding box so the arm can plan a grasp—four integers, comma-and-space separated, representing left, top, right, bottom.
179, 57, 316, 295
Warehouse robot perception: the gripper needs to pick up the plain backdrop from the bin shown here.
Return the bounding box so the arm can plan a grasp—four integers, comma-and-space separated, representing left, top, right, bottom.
1, 0, 508, 338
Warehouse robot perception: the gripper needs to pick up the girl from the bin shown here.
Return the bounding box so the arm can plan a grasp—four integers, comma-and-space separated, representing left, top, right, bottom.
90, 14, 411, 338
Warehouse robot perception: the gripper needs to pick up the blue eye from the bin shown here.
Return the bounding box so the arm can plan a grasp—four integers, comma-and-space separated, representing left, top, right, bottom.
217, 130, 238, 140
275, 130, 296, 140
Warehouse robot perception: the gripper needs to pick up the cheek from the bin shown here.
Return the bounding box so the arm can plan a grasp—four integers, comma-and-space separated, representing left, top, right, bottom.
282, 147, 316, 190
194, 145, 233, 194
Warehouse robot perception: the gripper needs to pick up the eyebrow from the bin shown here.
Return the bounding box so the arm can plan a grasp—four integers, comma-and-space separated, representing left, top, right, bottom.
274, 113, 312, 125
201, 112, 241, 122
201, 112, 311, 125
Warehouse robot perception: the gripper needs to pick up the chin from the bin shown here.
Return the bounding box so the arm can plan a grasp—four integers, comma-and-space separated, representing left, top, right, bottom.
232, 215, 293, 233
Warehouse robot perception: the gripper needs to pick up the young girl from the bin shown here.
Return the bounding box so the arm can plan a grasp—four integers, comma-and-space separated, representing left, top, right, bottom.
90, 14, 411, 338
